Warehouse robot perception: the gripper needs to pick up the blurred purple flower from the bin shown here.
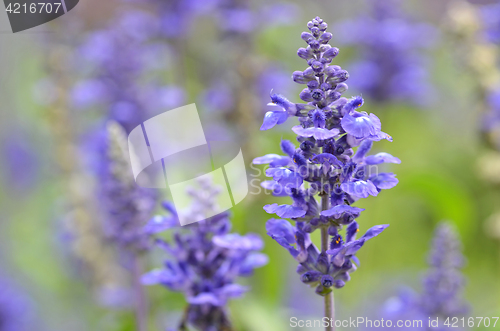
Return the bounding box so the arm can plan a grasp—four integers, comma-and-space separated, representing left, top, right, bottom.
373, 223, 469, 330
480, 3, 500, 45
0, 133, 39, 194
336, 0, 436, 106
98, 122, 157, 252
200, 83, 234, 114
420, 223, 469, 318
142, 179, 267, 330
0, 274, 34, 331
74, 10, 180, 133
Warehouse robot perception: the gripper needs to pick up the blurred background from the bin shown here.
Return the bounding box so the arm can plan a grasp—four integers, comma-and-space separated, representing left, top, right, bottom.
1, 0, 500, 330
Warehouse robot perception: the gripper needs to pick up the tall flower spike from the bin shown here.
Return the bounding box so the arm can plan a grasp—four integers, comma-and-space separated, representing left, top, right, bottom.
420, 222, 469, 318
253, 17, 399, 330
100, 121, 157, 253
142, 178, 268, 331
379, 222, 469, 329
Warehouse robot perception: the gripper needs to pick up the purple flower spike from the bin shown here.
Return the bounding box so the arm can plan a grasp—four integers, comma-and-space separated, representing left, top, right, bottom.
252, 16, 400, 298
142, 179, 267, 330
380, 223, 469, 324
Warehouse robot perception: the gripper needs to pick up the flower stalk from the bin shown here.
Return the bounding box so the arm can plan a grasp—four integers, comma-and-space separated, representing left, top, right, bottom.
254, 16, 400, 328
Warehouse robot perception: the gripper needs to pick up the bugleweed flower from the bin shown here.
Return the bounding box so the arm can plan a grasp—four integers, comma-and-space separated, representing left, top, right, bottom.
99, 121, 157, 252
254, 16, 399, 326
379, 222, 468, 330
420, 223, 469, 319
336, 0, 434, 105
142, 179, 268, 331
73, 10, 184, 133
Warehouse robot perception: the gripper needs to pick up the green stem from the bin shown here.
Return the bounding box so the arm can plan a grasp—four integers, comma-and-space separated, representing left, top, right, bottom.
320, 193, 335, 331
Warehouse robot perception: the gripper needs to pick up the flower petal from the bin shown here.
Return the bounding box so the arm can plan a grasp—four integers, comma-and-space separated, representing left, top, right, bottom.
292, 126, 340, 140
370, 173, 399, 190
264, 203, 306, 218
241, 252, 269, 271
341, 112, 380, 139
266, 218, 296, 244
321, 205, 365, 218
311, 153, 343, 168
261, 110, 288, 130
143, 215, 178, 234
265, 167, 303, 188
252, 154, 290, 167
352, 139, 373, 163
340, 180, 379, 198
213, 233, 263, 250
261, 180, 288, 196
365, 153, 401, 165
141, 269, 168, 285
188, 293, 221, 306
361, 224, 389, 240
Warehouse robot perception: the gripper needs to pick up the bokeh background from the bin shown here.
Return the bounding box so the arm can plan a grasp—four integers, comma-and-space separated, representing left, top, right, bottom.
1, 0, 500, 330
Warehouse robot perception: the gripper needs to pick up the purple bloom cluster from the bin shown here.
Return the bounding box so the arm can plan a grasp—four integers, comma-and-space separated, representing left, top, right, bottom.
379, 223, 468, 330
420, 223, 469, 319
99, 122, 157, 252
142, 179, 268, 330
73, 10, 185, 133
480, 3, 500, 45
336, 0, 435, 106
154, 0, 297, 37
254, 17, 399, 296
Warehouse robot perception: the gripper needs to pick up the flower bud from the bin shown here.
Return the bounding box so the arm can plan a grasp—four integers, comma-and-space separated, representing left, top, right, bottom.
297, 47, 313, 60
319, 32, 332, 44
311, 61, 324, 73
301, 32, 314, 43
303, 67, 316, 79
326, 70, 349, 84
321, 275, 334, 287
323, 47, 339, 60
292, 71, 310, 84
334, 83, 348, 93
333, 280, 345, 289
301, 271, 321, 284
300, 89, 313, 102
